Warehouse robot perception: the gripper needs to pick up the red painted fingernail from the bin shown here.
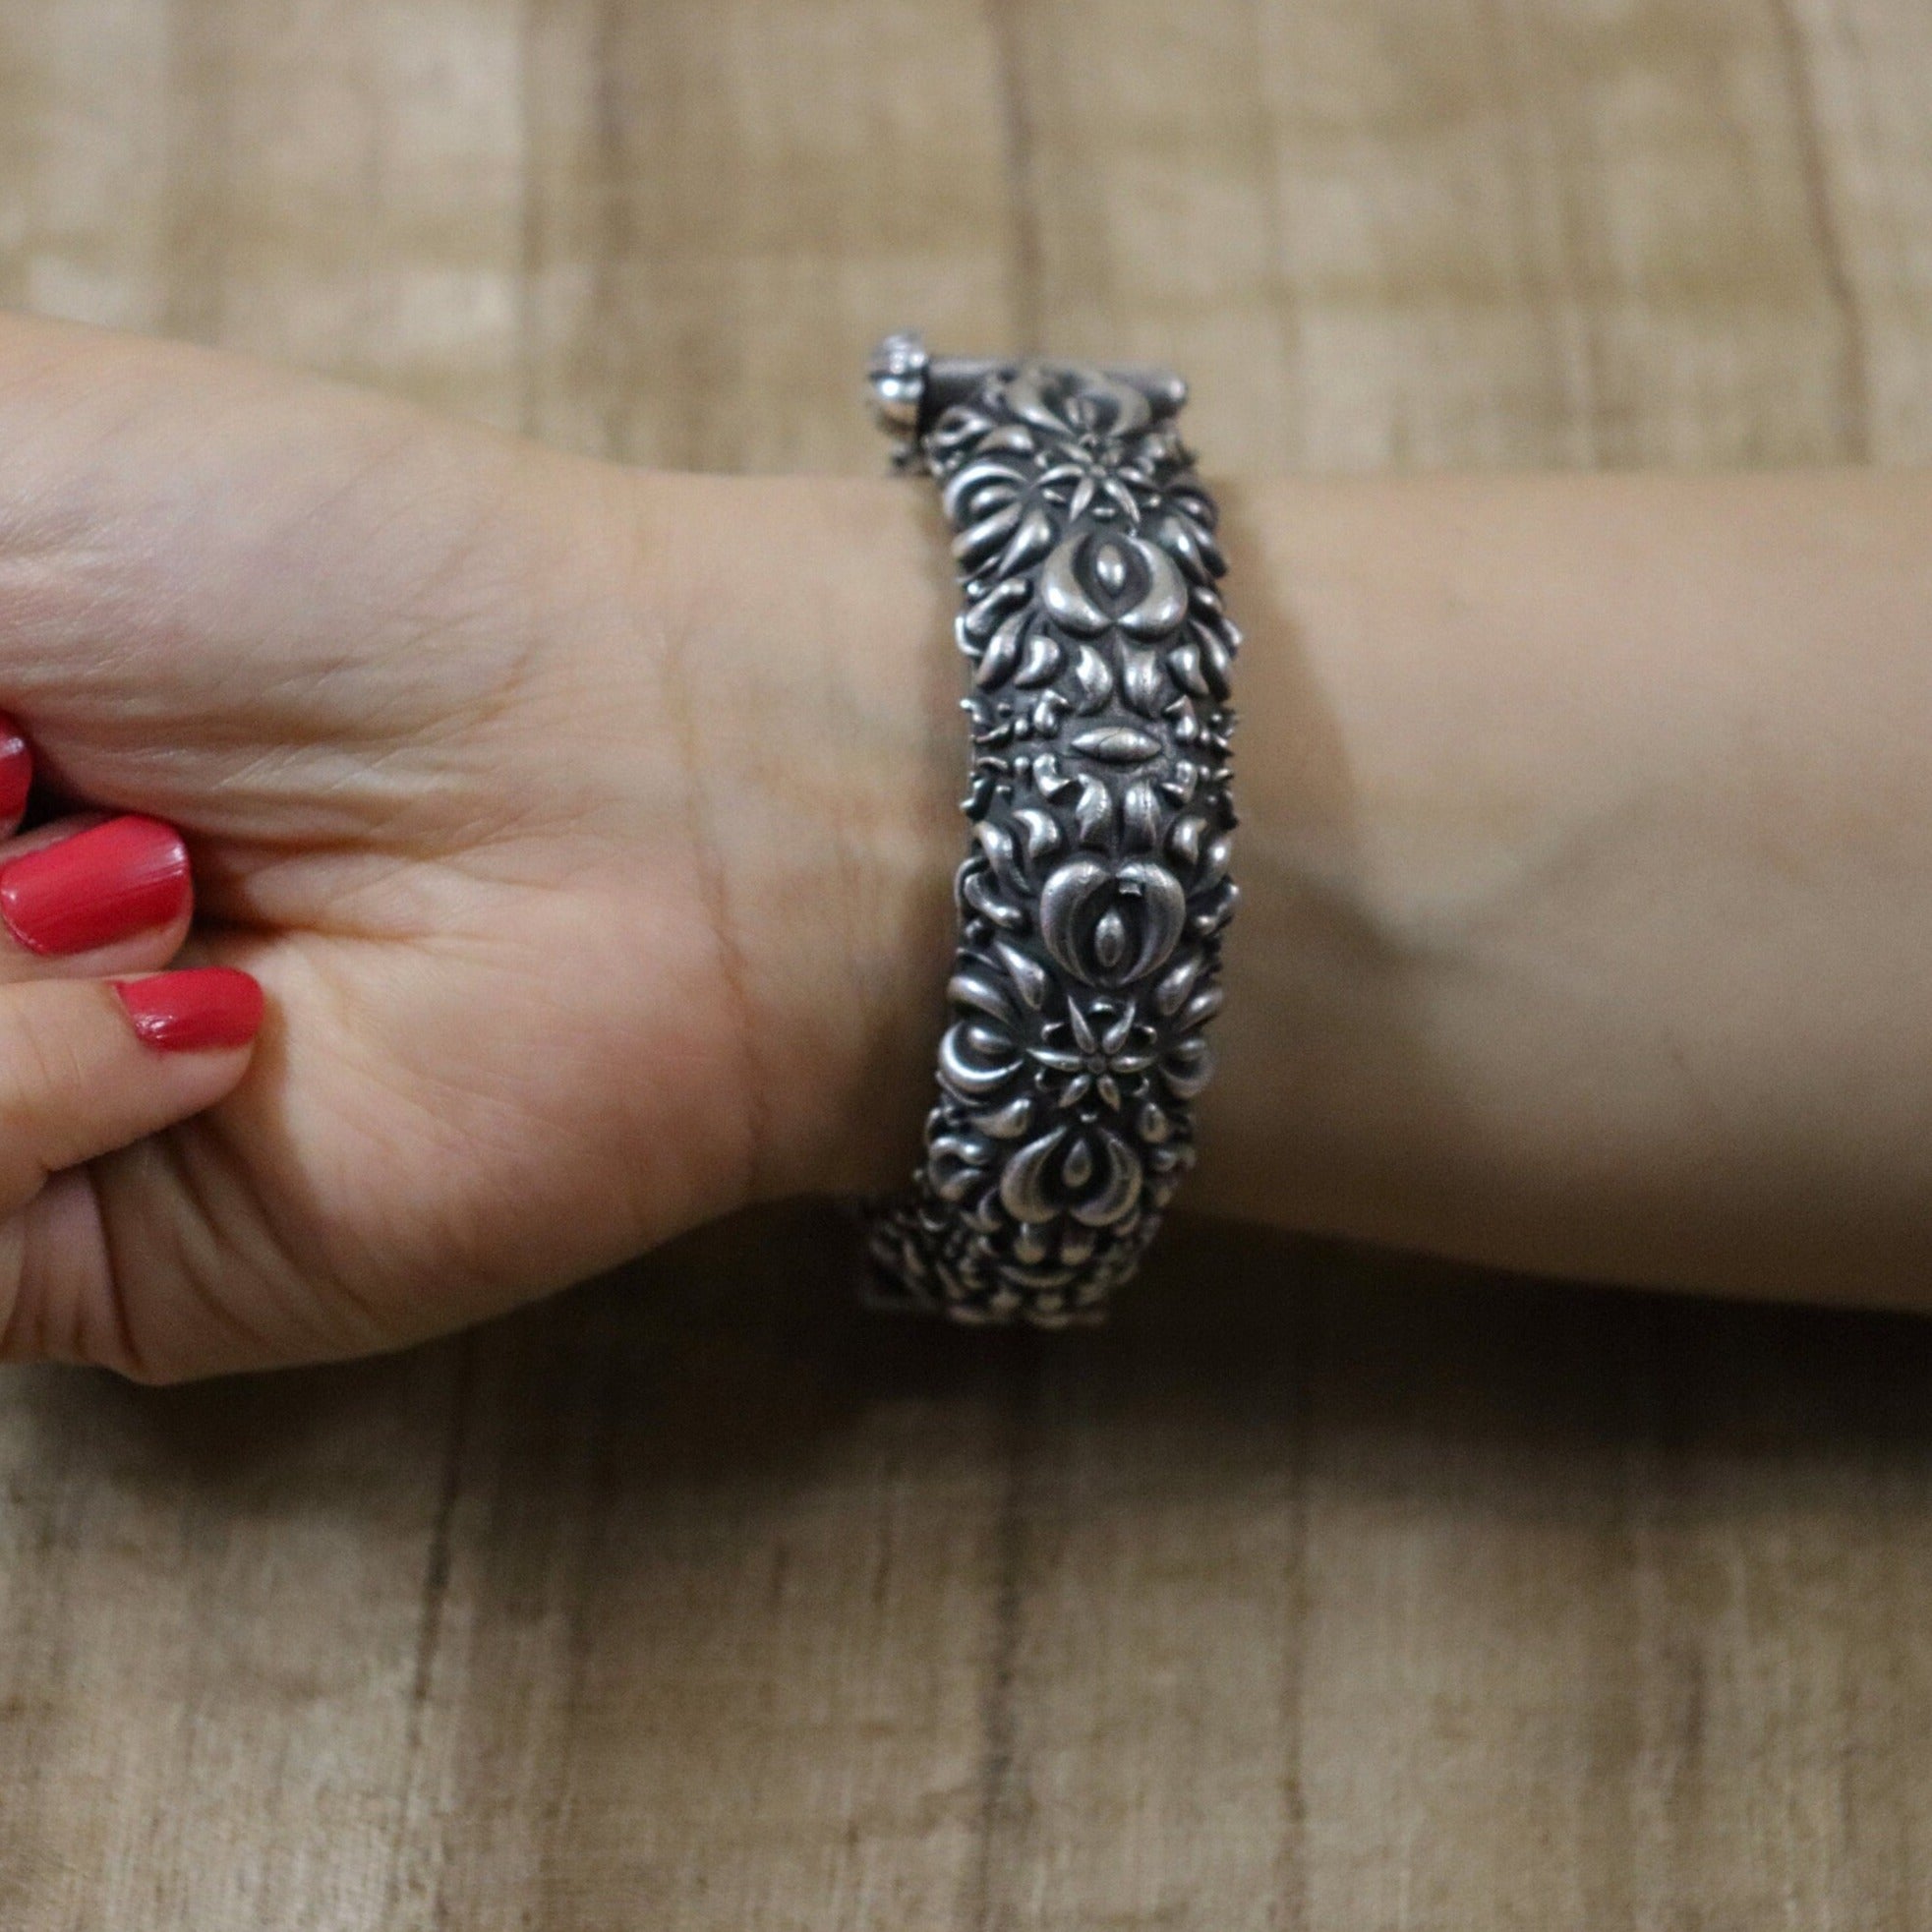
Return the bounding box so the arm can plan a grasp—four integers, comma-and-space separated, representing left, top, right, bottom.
114, 968, 265, 1053
0, 815, 191, 957
0, 716, 29, 825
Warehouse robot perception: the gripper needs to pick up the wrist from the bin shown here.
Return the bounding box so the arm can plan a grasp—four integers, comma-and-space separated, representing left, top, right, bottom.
605, 470, 961, 1207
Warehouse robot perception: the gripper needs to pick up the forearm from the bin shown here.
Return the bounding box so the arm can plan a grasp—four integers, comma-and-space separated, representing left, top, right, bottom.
713, 469, 1932, 1308
1200, 471, 1932, 1306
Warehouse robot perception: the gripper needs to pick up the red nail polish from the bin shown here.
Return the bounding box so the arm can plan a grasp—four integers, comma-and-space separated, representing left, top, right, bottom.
0, 715, 29, 825
0, 815, 191, 957
114, 968, 265, 1053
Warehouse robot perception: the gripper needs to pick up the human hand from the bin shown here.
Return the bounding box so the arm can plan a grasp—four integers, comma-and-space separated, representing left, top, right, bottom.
0, 314, 957, 1378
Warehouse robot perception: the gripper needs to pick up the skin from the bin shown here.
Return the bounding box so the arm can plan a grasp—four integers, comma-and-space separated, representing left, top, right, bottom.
0, 312, 1927, 1379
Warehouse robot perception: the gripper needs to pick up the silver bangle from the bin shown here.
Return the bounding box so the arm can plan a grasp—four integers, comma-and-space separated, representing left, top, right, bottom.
855, 332, 1240, 1326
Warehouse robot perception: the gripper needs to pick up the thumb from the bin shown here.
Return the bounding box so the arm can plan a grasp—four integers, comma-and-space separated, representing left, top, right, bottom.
0, 967, 263, 1373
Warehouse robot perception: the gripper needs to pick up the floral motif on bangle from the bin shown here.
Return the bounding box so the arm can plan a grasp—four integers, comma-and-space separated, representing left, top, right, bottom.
998, 1120, 1143, 1228
1025, 994, 1157, 1112
939, 949, 1217, 1121
1039, 530, 1188, 641
916, 1108, 1144, 1270
937, 365, 1171, 533
1039, 856, 1188, 987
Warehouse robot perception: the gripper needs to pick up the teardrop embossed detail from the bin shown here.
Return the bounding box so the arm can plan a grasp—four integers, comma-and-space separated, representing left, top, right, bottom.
1069, 725, 1162, 764
1039, 857, 1189, 987
1039, 530, 1189, 641
998, 1125, 1144, 1229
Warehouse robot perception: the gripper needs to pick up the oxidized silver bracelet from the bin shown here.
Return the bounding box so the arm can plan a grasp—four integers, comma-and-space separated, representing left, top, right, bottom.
855, 332, 1239, 1326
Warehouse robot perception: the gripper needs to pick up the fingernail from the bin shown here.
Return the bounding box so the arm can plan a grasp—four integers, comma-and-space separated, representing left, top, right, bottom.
114, 968, 265, 1053
0, 815, 191, 957
0, 716, 29, 825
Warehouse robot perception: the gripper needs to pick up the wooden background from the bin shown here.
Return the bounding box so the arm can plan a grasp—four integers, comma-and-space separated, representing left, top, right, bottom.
4, 0, 1932, 1925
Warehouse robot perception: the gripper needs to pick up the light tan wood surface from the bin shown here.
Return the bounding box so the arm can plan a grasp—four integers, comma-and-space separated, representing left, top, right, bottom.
4, 2, 1932, 1926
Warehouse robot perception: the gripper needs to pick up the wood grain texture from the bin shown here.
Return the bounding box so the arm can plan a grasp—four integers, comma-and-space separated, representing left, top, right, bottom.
3, 1, 1932, 1926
